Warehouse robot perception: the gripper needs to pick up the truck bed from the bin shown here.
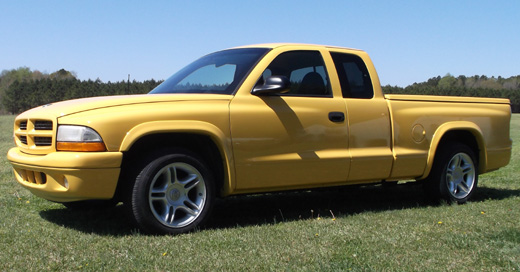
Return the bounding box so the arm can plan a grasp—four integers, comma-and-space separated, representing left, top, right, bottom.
385, 94, 510, 105
384, 93, 511, 180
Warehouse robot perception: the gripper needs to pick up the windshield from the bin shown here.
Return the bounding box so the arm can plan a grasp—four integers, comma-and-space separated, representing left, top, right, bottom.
150, 48, 269, 95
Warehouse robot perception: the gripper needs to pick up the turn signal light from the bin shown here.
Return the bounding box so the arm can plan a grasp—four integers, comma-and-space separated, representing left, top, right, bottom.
56, 142, 107, 152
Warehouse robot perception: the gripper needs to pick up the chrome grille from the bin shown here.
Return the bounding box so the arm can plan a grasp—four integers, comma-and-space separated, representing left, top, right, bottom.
20, 121, 27, 130
15, 118, 55, 154
34, 121, 53, 130
34, 137, 52, 146
20, 136, 28, 145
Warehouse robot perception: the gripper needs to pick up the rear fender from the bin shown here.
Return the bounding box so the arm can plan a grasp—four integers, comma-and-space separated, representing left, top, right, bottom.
420, 121, 486, 180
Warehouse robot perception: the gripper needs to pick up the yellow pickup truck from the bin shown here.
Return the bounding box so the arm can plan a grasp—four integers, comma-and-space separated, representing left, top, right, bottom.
7, 44, 512, 234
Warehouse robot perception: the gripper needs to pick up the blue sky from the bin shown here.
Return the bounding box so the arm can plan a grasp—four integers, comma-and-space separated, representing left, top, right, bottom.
1, 0, 519, 87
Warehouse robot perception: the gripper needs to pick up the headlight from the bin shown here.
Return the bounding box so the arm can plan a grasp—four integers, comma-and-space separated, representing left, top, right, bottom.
56, 125, 106, 152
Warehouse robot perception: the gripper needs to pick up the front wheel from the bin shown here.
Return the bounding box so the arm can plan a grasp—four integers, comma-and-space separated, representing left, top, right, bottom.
129, 150, 215, 234
424, 143, 478, 204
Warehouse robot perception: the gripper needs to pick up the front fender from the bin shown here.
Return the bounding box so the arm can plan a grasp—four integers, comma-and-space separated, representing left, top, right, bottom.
119, 120, 236, 195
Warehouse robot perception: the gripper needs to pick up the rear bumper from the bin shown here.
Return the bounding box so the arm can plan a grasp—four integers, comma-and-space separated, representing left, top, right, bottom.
7, 147, 123, 202
484, 146, 512, 173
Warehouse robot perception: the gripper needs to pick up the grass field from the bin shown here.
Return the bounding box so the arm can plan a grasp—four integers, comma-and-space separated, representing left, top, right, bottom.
0, 114, 519, 271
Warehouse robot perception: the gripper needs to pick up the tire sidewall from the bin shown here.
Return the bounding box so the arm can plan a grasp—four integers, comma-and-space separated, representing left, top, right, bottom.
434, 144, 478, 204
131, 150, 215, 234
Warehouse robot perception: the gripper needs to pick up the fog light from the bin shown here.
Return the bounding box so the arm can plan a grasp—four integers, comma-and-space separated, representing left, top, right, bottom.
63, 177, 69, 189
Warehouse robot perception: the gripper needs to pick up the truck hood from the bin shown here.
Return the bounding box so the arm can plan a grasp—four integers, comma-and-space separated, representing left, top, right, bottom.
18, 94, 234, 119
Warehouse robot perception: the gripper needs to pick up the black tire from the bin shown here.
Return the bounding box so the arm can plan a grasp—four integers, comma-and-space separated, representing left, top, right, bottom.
424, 143, 478, 204
129, 149, 215, 234
62, 199, 119, 210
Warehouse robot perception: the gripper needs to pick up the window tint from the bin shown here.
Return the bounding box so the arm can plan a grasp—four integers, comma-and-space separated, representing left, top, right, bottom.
257, 51, 331, 96
150, 48, 269, 94
331, 53, 374, 99
176, 64, 236, 92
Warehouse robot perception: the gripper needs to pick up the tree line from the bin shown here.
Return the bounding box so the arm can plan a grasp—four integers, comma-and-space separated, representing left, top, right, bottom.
1, 68, 520, 114
382, 74, 520, 112
0, 68, 161, 114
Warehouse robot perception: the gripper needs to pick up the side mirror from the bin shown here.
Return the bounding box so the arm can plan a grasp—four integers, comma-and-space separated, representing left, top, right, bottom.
252, 76, 290, 95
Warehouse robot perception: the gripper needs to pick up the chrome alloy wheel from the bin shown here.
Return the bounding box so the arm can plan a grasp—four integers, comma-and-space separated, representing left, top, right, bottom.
445, 152, 476, 200
148, 162, 207, 228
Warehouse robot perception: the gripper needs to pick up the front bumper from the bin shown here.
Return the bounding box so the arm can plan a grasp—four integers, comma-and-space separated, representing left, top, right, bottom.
7, 147, 123, 202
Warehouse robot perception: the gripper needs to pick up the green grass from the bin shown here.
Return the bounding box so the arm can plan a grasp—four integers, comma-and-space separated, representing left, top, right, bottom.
1, 114, 519, 271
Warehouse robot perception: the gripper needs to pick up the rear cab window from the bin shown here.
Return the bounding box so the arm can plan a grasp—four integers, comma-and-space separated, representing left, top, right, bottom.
330, 52, 374, 99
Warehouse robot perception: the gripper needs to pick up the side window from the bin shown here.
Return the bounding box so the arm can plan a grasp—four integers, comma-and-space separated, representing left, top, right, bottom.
331, 52, 374, 99
258, 51, 331, 96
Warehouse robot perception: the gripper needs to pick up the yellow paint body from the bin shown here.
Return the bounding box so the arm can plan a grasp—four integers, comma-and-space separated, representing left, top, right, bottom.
7, 44, 512, 202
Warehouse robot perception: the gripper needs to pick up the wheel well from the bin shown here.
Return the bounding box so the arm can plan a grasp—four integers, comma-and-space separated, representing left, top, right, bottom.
115, 133, 226, 202
436, 130, 482, 171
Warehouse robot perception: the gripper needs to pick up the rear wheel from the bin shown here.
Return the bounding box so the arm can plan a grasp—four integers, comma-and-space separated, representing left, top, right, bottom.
129, 150, 215, 234
424, 143, 478, 204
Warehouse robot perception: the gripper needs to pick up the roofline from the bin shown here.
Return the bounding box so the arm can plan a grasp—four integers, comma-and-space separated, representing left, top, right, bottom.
231, 43, 364, 52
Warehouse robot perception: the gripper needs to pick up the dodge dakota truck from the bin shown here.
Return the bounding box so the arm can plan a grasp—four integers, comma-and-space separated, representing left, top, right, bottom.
8, 44, 512, 234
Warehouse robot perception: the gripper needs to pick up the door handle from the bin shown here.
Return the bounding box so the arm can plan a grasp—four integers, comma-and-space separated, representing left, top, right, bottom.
329, 112, 345, 123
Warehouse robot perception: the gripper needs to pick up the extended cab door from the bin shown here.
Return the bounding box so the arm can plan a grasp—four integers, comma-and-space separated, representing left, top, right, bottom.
229, 50, 350, 192
329, 51, 394, 181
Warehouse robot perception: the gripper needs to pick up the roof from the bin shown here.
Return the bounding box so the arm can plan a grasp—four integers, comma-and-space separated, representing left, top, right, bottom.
232, 43, 363, 52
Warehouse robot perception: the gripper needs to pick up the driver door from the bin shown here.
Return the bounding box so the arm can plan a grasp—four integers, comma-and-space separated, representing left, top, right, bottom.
229, 50, 350, 192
